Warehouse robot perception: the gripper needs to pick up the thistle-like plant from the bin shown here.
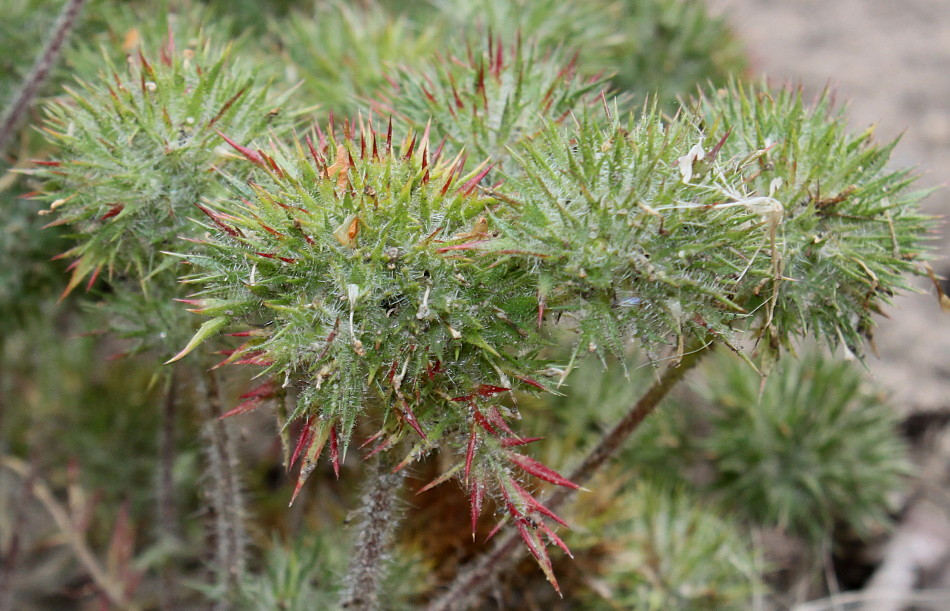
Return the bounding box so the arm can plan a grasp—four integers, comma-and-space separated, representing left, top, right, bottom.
31, 33, 290, 352
427, 0, 746, 108
15, 2, 938, 607
173, 81, 933, 601
701, 349, 910, 542
493, 84, 933, 370
375, 35, 604, 177
175, 122, 579, 590
694, 84, 933, 358
273, 0, 442, 119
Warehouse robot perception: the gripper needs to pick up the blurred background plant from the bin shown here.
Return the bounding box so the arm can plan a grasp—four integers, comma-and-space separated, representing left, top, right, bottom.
0, 0, 929, 609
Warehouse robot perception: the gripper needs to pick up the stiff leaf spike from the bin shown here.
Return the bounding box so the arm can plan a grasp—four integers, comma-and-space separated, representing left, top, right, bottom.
470, 479, 486, 538
501, 436, 544, 448
515, 520, 561, 596
165, 316, 229, 364
58, 256, 97, 302
329, 425, 340, 479
99, 203, 125, 221
217, 130, 265, 166
84, 264, 102, 292
516, 375, 546, 391
219, 396, 264, 419
289, 416, 317, 469
194, 203, 243, 237
509, 479, 569, 528
506, 451, 579, 489
219, 380, 277, 419
475, 384, 510, 397
400, 402, 427, 440
472, 406, 498, 435
289, 419, 333, 506
461, 162, 494, 195
485, 407, 518, 438
360, 429, 386, 450
535, 521, 573, 559
464, 426, 478, 485
415, 462, 464, 495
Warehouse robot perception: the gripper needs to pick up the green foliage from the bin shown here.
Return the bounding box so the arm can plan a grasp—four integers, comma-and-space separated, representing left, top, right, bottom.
494, 83, 932, 367
30, 35, 292, 352
233, 530, 430, 610
493, 109, 765, 363
379, 36, 603, 177
605, 0, 747, 104
0, 0, 58, 108
700, 350, 910, 542
571, 480, 762, 610
176, 125, 581, 578
4, 0, 935, 606
179, 126, 537, 445
695, 83, 935, 357
0, 183, 66, 322
274, 0, 442, 118
429, 0, 747, 108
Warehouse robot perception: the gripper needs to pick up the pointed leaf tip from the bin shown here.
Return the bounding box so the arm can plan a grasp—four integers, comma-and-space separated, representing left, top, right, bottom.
165, 316, 229, 364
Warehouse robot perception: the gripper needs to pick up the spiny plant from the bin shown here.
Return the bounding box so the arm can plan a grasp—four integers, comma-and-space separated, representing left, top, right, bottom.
172, 120, 579, 590
693, 84, 933, 359
9, 1, 938, 607
496, 85, 932, 371
274, 0, 442, 119
376, 35, 604, 177
416, 83, 933, 607
172, 80, 933, 600
426, 0, 747, 109
700, 349, 910, 543
30, 32, 292, 354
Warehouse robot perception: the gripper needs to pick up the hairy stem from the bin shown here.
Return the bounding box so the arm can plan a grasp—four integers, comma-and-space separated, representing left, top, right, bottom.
0, 0, 88, 157
425, 344, 713, 611
197, 369, 247, 607
339, 457, 407, 610
157, 366, 180, 610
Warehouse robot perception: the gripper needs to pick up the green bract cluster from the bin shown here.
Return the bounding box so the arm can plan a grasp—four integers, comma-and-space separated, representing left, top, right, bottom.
426, 0, 746, 109
179, 123, 593, 588
378, 37, 603, 176
275, 0, 441, 119
697, 84, 933, 356
491, 85, 932, 370
34, 38, 285, 298
179, 125, 545, 436
491, 110, 768, 364
702, 350, 909, 542
571, 481, 761, 610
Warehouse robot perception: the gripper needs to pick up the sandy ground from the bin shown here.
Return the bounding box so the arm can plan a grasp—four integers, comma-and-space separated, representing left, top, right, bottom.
707, 3, 950, 605
707, 0, 950, 412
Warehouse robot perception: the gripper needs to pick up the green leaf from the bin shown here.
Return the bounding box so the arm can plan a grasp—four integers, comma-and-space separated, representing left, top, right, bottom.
164, 316, 230, 364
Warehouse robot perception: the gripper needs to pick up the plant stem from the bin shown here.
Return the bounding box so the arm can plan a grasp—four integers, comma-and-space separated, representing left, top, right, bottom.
157, 366, 180, 611
197, 369, 247, 607
339, 457, 407, 610
0, 456, 133, 608
0, 460, 34, 611
424, 344, 713, 611
0, 0, 88, 157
